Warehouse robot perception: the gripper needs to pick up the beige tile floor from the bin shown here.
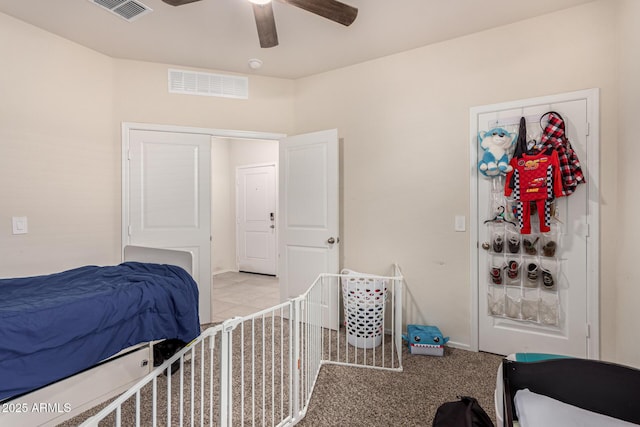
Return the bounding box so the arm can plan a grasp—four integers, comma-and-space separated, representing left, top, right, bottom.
211, 271, 281, 323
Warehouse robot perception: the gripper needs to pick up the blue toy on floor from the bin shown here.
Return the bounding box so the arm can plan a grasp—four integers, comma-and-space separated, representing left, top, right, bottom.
402, 325, 449, 356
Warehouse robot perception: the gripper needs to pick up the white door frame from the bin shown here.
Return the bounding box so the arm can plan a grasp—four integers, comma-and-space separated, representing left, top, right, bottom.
468, 89, 600, 358
235, 162, 278, 275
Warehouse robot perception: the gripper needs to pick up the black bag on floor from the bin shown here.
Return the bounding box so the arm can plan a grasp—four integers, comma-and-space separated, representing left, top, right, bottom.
153, 339, 186, 375
432, 396, 495, 427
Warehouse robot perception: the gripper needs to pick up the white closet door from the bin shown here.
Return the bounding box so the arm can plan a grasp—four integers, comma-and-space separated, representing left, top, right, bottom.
126, 130, 212, 324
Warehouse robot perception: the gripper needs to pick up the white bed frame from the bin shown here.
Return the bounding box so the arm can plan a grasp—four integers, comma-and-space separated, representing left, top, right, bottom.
0, 246, 194, 427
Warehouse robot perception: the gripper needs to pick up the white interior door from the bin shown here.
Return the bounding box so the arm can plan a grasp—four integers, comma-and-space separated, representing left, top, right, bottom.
472, 89, 599, 358
236, 164, 276, 275
126, 129, 212, 324
279, 129, 339, 329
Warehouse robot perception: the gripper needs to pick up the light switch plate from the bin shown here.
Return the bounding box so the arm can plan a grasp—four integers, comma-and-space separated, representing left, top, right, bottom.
454, 215, 466, 232
12, 216, 28, 234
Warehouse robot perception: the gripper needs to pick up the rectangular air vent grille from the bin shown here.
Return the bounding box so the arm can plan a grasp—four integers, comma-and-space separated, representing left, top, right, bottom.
168, 69, 249, 100
90, 0, 152, 22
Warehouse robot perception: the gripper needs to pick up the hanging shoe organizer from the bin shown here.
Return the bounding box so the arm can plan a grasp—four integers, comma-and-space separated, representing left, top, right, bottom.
485, 190, 561, 326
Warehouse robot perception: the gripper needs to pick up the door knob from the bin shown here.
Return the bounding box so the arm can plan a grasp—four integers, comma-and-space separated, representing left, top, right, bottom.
481, 242, 490, 250
327, 237, 339, 244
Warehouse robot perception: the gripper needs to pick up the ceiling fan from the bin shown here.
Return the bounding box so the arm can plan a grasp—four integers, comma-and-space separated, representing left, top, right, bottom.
162, 0, 358, 48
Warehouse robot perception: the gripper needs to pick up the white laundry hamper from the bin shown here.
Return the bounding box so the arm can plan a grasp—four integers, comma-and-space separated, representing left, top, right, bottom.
341, 269, 389, 349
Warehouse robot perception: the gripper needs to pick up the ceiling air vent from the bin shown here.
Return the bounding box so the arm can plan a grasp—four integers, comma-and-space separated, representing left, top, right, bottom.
90, 0, 152, 22
168, 69, 249, 100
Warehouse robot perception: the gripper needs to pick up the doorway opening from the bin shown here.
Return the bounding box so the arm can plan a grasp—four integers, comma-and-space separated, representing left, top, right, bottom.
210, 137, 278, 277
210, 137, 280, 323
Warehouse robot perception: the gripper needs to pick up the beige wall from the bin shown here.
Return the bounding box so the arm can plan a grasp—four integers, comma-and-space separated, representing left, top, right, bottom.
293, 0, 623, 361
0, 13, 117, 276
113, 59, 295, 134
615, 0, 640, 368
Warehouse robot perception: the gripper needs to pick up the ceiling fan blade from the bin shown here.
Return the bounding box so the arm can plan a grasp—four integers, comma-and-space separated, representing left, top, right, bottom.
162, 0, 202, 6
253, 3, 279, 48
281, 0, 358, 26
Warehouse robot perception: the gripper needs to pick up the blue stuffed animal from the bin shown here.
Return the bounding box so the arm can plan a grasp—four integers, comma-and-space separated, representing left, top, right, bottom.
478, 127, 517, 177
402, 325, 449, 356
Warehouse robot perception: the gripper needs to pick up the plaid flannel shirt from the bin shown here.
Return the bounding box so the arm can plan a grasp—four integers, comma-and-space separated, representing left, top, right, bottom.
539, 113, 586, 196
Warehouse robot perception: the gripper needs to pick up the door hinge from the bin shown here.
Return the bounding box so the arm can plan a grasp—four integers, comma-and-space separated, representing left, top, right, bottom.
127, 149, 131, 160
586, 323, 591, 338
586, 122, 590, 136
128, 225, 132, 236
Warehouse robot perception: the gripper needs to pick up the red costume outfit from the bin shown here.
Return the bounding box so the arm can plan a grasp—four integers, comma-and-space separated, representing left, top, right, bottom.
505, 148, 564, 234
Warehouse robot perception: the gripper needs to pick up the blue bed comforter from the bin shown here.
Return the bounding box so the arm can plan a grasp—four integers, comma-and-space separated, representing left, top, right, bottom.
0, 262, 200, 401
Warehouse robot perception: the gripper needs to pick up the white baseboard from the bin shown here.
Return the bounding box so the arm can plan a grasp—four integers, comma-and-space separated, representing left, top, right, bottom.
446, 340, 472, 351
212, 269, 238, 277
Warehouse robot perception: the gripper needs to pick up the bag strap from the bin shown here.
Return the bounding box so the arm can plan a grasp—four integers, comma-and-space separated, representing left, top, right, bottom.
460, 396, 495, 427
540, 111, 567, 137
513, 116, 527, 158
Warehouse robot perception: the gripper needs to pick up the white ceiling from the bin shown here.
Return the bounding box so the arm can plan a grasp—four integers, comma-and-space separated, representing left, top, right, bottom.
1, 0, 595, 79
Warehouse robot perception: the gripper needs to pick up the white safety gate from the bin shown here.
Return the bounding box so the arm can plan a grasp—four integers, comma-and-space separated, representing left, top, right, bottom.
80, 268, 403, 426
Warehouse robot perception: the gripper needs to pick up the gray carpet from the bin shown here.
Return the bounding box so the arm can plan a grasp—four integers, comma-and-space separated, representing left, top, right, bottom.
299, 346, 502, 426
59, 320, 502, 426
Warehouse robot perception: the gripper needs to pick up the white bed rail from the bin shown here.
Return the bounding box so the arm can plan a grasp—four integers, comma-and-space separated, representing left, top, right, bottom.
80, 266, 403, 426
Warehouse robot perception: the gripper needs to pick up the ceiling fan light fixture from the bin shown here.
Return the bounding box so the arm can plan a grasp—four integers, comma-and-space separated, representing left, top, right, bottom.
249, 0, 271, 5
